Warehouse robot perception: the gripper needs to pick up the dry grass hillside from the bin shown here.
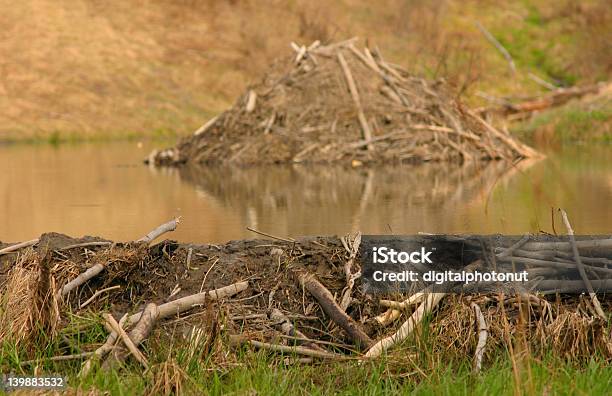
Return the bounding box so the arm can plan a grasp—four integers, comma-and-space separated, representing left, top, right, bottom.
0, 0, 609, 142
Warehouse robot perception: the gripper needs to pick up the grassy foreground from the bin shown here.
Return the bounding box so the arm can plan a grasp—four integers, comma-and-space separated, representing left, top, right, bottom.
1, 312, 610, 395
2, 341, 610, 395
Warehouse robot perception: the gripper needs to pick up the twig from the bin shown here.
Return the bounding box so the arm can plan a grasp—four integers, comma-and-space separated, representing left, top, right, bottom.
246, 226, 295, 243
103, 313, 149, 370
337, 51, 374, 150
527, 73, 557, 90
270, 308, 326, 352
80, 285, 121, 309
61, 263, 106, 297
20, 352, 94, 366
193, 115, 219, 136
378, 292, 426, 310
471, 302, 488, 373
80, 313, 127, 377
229, 336, 348, 360
137, 217, 181, 244
103, 303, 159, 371
365, 293, 446, 358
340, 232, 361, 311
60, 241, 112, 251
475, 21, 516, 74
496, 234, 531, 258
0, 239, 39, 255
374, 308, 402, 326
559, 209, 606, 320
245, 90, 257, 113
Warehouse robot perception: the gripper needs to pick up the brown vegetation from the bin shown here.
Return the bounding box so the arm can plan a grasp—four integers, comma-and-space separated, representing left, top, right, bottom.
1, 0, 609, 141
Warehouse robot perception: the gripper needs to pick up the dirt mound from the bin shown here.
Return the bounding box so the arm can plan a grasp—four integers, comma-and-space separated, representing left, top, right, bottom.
148, 39, 539, 166
2, 231, 611, 367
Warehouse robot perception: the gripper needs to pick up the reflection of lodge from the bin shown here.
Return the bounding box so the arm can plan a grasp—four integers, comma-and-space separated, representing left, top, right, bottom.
177, 160, 538, 236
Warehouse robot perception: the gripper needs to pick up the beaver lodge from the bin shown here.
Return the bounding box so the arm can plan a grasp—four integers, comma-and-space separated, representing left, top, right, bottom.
1, 217, 611, 378
147, 39, 540, 166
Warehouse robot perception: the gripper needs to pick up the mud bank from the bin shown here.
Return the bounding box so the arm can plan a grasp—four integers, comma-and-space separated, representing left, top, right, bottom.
1, 228, 611, 369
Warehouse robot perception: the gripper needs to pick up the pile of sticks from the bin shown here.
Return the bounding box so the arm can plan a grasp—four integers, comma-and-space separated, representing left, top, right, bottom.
2, 213, 610, 374
147, 39, 539, 167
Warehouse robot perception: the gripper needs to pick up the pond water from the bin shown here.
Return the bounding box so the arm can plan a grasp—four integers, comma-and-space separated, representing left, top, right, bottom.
1, 142, 610, 243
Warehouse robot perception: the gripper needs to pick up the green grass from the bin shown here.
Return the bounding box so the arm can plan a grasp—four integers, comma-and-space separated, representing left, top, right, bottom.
512, 98, 612, 143
2, 344, 610, 395
1, 312, 611, 396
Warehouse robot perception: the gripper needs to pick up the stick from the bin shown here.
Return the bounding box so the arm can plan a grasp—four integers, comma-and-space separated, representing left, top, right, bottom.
475, 21, 516, 73
496, 234, 530, 258
521, 238, 612, 252
559, 209, 606, 320
194, 115, 219, 136
80, 313, 128, 377
126, 281, 248, 326
229, 336, 348, 360
296, 271, 373, 349
245, 90, 257, 113
378, 292, 426, 310
103, 313, 149, 370
103, 303, 159, 370
246, 226, 295, 243
0, 239, 39, 255
270, 309, 326, 352
20, 352, 94, 366
337, 52, 373, 150
80, 285, 120, 309
374, 308, 402, 326
60, 241, 112, 251
61, 263, 106, 297
340, 232, 361, 311
471, 303, 488, 373
467, 110, 540, 158
365, 292, 446, 358
137, 217, 181, 244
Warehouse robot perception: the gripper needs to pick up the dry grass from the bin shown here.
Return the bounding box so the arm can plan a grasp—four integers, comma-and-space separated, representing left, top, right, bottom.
0, 249, 61, 350
1, 0, 609, 142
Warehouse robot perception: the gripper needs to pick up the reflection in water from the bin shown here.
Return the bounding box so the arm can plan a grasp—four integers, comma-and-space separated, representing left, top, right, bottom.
178, 161, 527, 236
1, 143, 610, 243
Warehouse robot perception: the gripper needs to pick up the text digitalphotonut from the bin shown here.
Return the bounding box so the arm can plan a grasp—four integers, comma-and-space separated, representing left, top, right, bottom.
372, 270, 529, 285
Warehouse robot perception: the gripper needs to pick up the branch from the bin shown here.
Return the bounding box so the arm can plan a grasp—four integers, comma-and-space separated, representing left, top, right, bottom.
365, 292, 446, 358
137, 217, 181, 244
471, 302, 488, 373
229, 336, 348, 360
0, 239, 39, 255
559, 209, 606, 320
296, 271, 373, 349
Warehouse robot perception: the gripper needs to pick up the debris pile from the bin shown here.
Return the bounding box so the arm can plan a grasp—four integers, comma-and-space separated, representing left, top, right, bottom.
147, 39, 539, 166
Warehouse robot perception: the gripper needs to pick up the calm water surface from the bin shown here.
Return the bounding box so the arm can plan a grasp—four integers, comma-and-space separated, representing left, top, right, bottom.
1, 142, 610, 243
